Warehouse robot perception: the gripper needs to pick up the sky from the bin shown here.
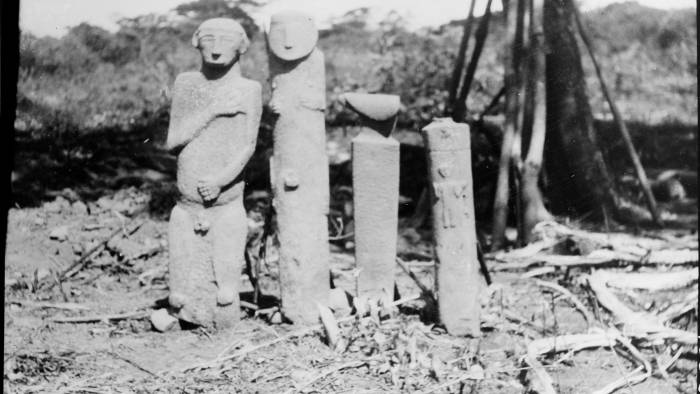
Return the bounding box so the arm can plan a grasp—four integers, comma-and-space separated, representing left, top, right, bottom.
20, 0, 696, 38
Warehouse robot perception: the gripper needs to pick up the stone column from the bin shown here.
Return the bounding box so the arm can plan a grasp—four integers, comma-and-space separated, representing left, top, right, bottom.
343, 93, 400, 305
421, 118, 480, 336
267, 11, 330, 324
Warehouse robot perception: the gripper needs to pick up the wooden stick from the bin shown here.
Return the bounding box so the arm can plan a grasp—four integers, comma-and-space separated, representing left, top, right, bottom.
604, 269, 697, 292
50, 310, 148, 324
7, 300, 89, 311
446, 0, 477, 116
396, 257, 433, 297
455, 0, 495, 121
478, 85, 505, 121
570, 1, 662, 226
60, 220, 145, 280
534, 279, 595, 327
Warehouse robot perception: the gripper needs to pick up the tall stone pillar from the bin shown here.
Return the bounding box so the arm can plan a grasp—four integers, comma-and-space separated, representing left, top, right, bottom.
343, 93, 401, 305
267, 11, 330, 324
421, 118, 480, 336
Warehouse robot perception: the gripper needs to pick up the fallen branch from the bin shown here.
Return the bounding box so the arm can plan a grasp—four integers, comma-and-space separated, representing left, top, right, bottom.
534, 279, 595, 327
7, 299, 90, 311
604, 269, 697, 292
50, 310, 149, 324
396, 257, 434, 297
587, 271, 696, 346
524, 328, 652, 394
60, 220, 145, 280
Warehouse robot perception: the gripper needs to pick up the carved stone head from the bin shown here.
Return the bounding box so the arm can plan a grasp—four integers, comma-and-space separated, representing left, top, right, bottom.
192, 18, 250, 69
267, 11, 318, 61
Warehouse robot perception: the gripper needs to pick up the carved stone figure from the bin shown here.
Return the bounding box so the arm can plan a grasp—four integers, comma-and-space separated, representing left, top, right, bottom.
343, 93, 401, 306
267, 11, 330, 324
422, 118, 480, 336
165, 18, 262, 328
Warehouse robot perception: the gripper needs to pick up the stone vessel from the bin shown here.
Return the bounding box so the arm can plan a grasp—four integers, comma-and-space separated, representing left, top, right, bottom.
267, 11, 330, 324
343, 93, 401, 306
165, 18, 262, 328
421, 118, 480, 336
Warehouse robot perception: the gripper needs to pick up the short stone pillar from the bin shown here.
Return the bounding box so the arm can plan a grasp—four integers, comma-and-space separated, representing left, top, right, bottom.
343, 93, 401, 305
421, 118, 480, 336
267, 11, 330, 324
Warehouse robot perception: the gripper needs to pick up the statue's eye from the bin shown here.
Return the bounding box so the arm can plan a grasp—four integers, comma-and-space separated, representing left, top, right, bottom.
199, 35, 215, 45
220, 36, 237, 44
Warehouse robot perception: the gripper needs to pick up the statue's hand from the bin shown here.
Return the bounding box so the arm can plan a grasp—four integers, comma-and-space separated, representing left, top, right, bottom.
212, 100, 245, 118
197, 177, 221, 202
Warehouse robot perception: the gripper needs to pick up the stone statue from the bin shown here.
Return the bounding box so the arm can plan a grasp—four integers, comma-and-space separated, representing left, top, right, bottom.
342, 93, 401, 306
165, 18, 262, 328
267, 11, 330, 324
422, 118, 480, 337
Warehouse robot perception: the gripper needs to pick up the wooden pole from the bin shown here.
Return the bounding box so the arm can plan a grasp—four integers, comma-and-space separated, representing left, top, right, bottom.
520, 0, 553, 244
454, 0, 495, 121
491, 0, 522, 251
570, 1, 663, 226
447, 0, 477, 117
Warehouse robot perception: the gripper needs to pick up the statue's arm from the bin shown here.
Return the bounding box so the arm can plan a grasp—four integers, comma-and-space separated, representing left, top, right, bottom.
211, 82, 262, 189
166, 75, 246, 153
166, 76, 202, 152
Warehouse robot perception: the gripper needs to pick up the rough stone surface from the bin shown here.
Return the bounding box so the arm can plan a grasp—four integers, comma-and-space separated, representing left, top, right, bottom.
422, 118, 480, 337
346, 93, 401, 306
268, 11, 330, 324
166, 18, 262, 328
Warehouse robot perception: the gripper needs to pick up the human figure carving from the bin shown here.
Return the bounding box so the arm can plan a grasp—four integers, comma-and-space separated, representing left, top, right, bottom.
267, 11, 330, 324
422, 118, 480, 337
166, 18, 262, 328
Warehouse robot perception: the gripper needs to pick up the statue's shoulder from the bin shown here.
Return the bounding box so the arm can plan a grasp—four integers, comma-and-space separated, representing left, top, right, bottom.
174, 71, 203, 89
238, 77, 262, 93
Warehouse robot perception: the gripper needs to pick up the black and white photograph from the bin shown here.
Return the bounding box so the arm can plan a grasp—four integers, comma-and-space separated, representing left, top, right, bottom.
3, 0, 697, 392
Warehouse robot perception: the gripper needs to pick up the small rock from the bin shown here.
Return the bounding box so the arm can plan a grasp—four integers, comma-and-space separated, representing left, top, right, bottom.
34, 268, 51, 283
328, 288, 352, 316
269, 311, 283, 324
44, 196, 70, 214
71, 201, 89, 216
151, 309, 178, 332
49, 225, 69, 241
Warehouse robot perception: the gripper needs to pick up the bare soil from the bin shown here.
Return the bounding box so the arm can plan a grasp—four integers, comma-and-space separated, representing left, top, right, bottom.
4, 183, 697, 393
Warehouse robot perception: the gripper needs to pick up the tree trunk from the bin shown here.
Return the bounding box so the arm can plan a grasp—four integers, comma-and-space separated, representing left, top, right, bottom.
491, 0, 522, 251
542, 0, 619, 218
521, 0, 553, 243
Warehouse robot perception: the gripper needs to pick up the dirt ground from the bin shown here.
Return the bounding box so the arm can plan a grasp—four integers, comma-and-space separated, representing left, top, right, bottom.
3, 181, 697, 393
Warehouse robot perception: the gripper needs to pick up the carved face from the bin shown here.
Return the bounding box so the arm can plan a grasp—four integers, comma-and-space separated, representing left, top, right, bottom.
267, 11, 318, 61
193, 19, 249, 69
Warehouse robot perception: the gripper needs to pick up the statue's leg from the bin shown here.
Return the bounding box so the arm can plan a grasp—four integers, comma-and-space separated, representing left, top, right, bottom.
210, 198, 246, 327
168, 203, 216, 327
168, 204, 193, 309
